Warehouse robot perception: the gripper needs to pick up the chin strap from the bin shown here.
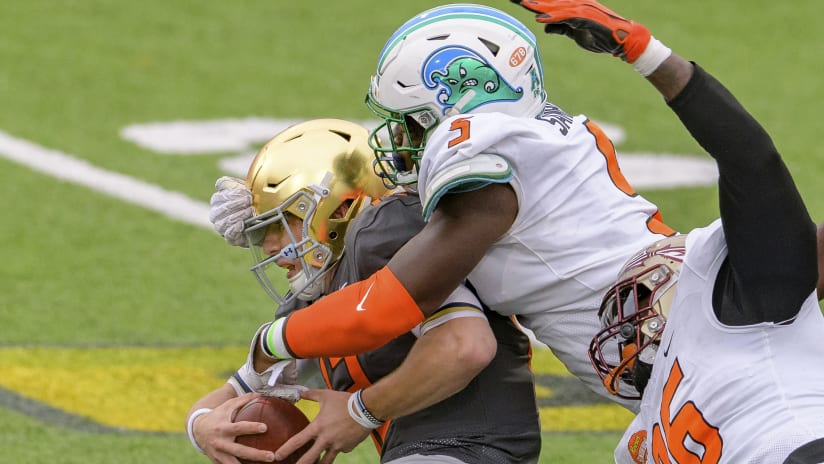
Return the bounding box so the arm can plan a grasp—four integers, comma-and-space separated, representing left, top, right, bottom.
604, 344, 638, 395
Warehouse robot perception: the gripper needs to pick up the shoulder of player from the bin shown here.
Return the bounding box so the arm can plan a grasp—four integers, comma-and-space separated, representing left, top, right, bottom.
344, 192, 425, 262
353, 193, 423, 230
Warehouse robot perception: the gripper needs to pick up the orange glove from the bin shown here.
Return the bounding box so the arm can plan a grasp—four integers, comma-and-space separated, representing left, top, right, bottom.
513, 0, 651, 63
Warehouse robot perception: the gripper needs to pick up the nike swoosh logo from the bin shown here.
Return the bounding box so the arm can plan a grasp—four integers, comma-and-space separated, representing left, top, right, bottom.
662, 334, 674, 357
356, 283, 374, 312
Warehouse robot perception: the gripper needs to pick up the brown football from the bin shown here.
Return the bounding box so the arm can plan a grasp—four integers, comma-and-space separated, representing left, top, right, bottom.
233, 396, 312, 464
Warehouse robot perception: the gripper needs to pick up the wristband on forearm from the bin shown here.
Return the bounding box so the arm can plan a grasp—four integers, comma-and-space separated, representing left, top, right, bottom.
186, 408, 212, 454
347, 389, 384, 429
260, 317, 291, 359
632, 36, 672, 77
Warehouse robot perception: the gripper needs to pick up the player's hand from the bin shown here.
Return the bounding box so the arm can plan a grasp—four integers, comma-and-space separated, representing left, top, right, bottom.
261, 359, 308, 403
209, 176, 254, 247
512, 0, 651, 63
230, 324, 305, 403
275, 389, 371, 464
194, 393, 276, 464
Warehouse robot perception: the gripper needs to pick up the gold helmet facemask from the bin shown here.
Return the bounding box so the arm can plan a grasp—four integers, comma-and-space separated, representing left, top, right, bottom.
243, 119, 391, 305
588, 235, 686, 400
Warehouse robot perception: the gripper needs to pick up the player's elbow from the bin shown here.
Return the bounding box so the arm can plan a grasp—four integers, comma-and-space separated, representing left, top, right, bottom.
449, 323, 497, 377
460, 336, 497, 376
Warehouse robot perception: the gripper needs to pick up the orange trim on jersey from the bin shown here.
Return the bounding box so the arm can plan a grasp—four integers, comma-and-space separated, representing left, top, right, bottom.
284, 266, 424, 358
318, 355, 390, 455
647, 211, 676, 237
585, 119, 636, 196
343, 357, 371, 393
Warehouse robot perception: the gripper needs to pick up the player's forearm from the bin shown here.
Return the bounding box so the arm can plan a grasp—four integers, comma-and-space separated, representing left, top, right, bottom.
186, 384, 237, 421
360, 316, 496, 421
263, 267, 425, 359
645, 53, 694, 103
669, 63, 816, 319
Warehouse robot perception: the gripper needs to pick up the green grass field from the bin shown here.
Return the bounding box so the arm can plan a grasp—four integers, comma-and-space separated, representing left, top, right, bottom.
2, 0, 823, 462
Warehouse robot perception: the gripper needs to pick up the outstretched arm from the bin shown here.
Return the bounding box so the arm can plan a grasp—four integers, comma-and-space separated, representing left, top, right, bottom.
513, 0, 816, 322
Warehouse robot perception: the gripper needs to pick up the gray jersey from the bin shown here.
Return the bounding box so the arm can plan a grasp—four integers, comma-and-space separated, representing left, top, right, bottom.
326, 193, 541, 463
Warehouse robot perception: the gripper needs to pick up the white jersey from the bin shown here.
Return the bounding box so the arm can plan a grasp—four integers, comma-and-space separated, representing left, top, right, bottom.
614, 219, 824, 463
416, 105, 672, 406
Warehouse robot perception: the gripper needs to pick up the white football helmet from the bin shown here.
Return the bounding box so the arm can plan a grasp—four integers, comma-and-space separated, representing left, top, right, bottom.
366, 3, 547, 187
244, 119, 391, 304
588, 235, 686, 400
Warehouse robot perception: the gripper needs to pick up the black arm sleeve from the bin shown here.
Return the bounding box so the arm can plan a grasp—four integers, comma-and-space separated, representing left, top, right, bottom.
667, 64, 816, 324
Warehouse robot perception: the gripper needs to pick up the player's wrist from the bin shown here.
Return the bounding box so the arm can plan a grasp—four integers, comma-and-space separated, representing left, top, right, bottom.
259, 318, 292, 360
347, 389, 384, 429
631, 36, 672, 77
186, 408, 213, 454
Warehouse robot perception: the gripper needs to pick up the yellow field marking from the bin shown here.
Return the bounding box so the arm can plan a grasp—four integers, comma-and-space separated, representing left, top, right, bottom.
0, 346, 632, 433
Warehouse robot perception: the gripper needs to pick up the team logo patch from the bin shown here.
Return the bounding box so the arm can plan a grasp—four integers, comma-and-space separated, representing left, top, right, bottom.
422, 46, 522, 114
627, 429, 648, 464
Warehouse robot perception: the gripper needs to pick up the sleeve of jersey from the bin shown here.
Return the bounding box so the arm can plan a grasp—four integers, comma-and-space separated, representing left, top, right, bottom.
417, 115, 519, 220
262, 266, 425, 359
418, 283, 486, 336
419, 153, 512, 220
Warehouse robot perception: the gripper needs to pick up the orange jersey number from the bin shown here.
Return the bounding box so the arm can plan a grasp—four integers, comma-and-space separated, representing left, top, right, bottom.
584, 120, 675, 237
447, 117, 471, 148
652, 359, 723, 463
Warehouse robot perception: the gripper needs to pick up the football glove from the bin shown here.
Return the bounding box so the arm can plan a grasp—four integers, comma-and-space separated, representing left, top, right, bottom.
514, 0, 671, 76
228, 323, 307, 403
209, 176, 254, 247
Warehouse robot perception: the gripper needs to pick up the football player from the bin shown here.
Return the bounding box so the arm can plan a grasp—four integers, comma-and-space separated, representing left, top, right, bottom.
255, 0, 672, 422
186, 119, 540, 464
209, 3, 677, 460
210, 3, 824, 461
511, 0, 824, 462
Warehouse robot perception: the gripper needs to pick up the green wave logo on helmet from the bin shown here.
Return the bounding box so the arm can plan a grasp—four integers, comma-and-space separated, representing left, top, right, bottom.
423, 46, 523, 115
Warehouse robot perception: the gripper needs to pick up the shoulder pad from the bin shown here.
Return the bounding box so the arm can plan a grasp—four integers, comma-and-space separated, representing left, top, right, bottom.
422, 153, 511, 219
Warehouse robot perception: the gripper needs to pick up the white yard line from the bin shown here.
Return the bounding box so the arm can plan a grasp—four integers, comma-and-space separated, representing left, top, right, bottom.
0, 130, 211, 229
0, 118, 718, 232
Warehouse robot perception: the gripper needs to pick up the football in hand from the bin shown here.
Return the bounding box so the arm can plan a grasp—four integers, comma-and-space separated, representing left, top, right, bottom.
233, 396, 312, 464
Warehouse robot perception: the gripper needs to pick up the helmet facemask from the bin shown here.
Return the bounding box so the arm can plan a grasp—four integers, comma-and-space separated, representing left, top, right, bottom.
366, 87, 436, 188
245, 189, 334, 305
243, 119, 392, 306
588, 236, 686, 400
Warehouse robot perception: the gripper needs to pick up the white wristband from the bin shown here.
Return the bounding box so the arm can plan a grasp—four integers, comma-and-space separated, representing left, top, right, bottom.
186, 408, 213, 454
632, 36, 672, 77
259, 318, 291, 360
346, 390, 384, 430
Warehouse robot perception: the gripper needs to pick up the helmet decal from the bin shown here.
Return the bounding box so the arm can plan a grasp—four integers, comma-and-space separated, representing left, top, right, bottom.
621, 242, 685, 275
423, 46, 523, 114
377, 4, 540, 72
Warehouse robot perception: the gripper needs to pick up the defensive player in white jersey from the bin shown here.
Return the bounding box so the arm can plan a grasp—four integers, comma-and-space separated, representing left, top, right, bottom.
202, 3, 678, 458
248, 2, 675, 422
192, 119, 540, 464
508, 0, 824, 462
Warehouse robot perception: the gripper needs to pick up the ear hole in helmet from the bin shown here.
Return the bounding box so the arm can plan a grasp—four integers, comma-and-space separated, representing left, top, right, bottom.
478, 37, 500, 55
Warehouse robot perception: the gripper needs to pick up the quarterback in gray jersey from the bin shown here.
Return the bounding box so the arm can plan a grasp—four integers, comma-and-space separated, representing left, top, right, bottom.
324, 192, 540, 463
189, 119, 540, 464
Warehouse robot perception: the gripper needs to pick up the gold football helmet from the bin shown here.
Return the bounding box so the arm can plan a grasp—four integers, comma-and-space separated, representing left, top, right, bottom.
244, 119, 391, 304
588, 235, 686, 399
